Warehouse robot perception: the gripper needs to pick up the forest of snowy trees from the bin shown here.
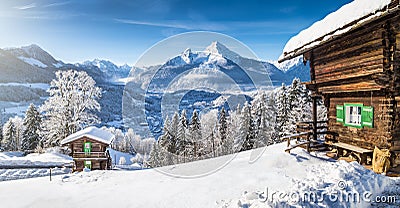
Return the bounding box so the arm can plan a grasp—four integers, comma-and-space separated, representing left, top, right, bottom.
0, 71, 326, 168
0, 69, 156, 160
147, 78, 327, 167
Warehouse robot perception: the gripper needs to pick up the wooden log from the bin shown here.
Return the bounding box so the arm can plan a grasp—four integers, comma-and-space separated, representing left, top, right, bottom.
314, 38, 384, 63
314, 50, 384, 71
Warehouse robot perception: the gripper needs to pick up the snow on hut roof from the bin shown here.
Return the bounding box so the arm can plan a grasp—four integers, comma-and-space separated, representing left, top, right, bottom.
279, 0, 393, 62
60, 126, 115, 145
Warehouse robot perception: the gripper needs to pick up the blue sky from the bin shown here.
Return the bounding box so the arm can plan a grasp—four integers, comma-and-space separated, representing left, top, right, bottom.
0, 0, 352, 65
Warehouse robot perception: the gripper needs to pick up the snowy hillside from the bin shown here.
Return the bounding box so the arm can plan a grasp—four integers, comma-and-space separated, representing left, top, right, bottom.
0, 143, 397, 208
0, 45, 132, 127
6, 44, 63, 69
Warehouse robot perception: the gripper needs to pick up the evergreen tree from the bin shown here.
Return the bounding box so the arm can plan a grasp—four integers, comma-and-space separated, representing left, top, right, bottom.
218, 107, 227, 143
147, 142, 161, 168
22, 104, 42, 151
230, 104, 243, 152
287, 78, 312, 134
251, 91, 276, 147
240, 103, 254, 151
218, 107, 231, 155
189, 110, 202, 159
177, 110, 188, 163
265, 93, 278, 143
169, 112, 179, 158
2, 119, 16, 151
200, 109, 218, 158
158, 116, 173, 166
276, 84, 290, 138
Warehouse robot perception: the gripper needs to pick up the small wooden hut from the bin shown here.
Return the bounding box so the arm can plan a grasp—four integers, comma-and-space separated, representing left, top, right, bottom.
279, 0, 400, 169
61, 126, 114, 171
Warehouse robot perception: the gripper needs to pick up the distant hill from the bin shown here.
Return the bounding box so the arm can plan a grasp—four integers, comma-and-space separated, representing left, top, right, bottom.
0, 43, 310, 134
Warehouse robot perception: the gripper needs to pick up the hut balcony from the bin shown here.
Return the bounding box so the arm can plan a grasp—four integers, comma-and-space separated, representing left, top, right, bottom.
72, 152, 108, 159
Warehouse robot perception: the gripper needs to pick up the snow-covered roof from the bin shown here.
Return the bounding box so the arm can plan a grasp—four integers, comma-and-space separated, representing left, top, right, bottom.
60, 126, 115, 145
279, 0, 394, 62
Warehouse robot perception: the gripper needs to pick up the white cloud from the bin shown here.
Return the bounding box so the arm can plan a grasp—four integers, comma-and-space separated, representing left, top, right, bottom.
14, 3, 36, 10
114, 18, 227, 31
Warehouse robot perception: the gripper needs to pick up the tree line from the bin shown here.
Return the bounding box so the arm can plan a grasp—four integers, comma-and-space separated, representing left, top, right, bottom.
147, 78, 327, 167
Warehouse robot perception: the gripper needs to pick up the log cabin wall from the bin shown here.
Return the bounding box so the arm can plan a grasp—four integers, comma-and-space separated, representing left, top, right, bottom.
392, 12, 400, 152
307, 11, 400, 151
328, 94, 392, 149
66, 137, 111, 171
69, 137, 108, 154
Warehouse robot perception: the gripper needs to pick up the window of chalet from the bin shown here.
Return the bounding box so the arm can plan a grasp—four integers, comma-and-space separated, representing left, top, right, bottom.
84, 142, 92, 155
336, 104, 373, 128
84, 161, 92, 169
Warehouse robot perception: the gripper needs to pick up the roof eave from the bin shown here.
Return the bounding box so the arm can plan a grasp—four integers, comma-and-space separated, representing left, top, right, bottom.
278, 5, 400, 63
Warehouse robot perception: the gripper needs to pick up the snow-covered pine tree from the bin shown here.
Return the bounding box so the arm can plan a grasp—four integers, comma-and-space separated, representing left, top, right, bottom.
276, 84, 290, 138
40, 70, 102, 147
189, 110, 202, 159
229, 104, 242, 152
147, 142, 162, 168
218, 107, 232, 155
2, 119, 16, 151
177, 110, 188, 162
240, 102, 254, 151
200, 109, 218, 158
287, 78, 312, 134
169, 112, 179, 161
251, 92, 269, 148
218, 107, 227, 143
158, 116, 174, 166
265, 93, 278, 143
22, 104, 42, 151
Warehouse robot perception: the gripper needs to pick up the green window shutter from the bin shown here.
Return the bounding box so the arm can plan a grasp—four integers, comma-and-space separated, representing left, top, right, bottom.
362, 106, 374, 128
84, 142, 92, 154
336, 105, 344, 123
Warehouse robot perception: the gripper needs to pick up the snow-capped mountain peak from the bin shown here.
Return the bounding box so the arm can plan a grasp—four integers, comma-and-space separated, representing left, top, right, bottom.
80, 59, 132, 80
204, 41, 241, 63
182, 48, 194, 64
205, 41, 226, 55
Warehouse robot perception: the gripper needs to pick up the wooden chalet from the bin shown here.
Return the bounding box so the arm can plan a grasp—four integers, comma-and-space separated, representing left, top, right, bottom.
61, 126, 114, 171
279, 0, 400, 169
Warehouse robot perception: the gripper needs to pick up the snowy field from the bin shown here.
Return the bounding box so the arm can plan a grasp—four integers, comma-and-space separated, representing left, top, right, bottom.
0, 151, 72, 182
0, 142, 398, 208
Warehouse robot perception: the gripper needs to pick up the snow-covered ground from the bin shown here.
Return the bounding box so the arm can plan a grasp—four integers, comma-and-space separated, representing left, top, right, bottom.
18, 56, 48, 68
0, 82, 50, 90
0, 151, 72, 181
0, 142, 397, 207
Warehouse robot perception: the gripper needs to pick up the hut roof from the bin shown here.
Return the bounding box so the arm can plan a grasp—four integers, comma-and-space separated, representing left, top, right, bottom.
60, 126, 115, 145
279, 0, 394, 62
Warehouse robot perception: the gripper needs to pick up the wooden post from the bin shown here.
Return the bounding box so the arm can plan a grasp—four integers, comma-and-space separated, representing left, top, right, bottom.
49, 168, 52, 181
312, 96, 318, 141
306, 133, 311, 152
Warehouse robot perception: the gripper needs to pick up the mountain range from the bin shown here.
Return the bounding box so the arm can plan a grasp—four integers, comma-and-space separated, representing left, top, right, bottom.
0, 43, 309, 133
